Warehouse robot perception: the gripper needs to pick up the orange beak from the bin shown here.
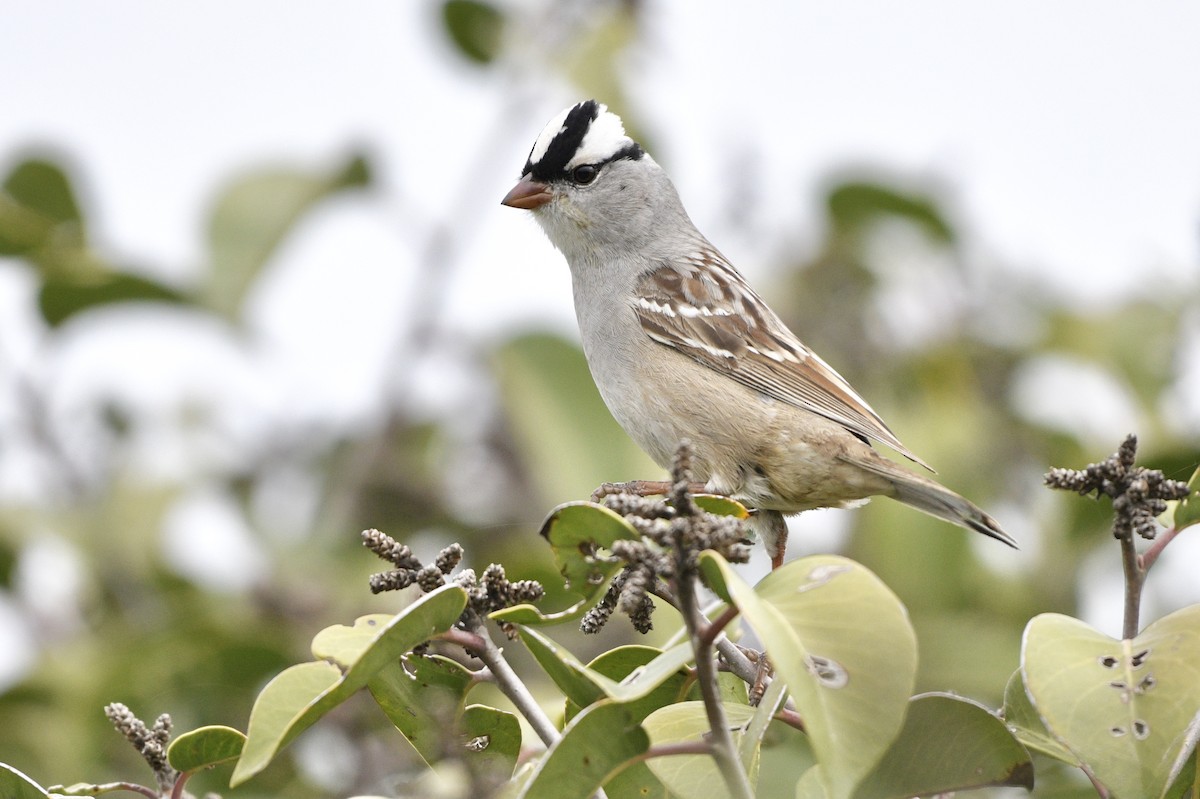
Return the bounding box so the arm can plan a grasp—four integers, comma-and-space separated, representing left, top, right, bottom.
501, 177, 553, 210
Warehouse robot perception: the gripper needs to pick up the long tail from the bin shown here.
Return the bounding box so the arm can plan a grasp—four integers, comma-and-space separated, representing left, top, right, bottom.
853, 457, 1017, 548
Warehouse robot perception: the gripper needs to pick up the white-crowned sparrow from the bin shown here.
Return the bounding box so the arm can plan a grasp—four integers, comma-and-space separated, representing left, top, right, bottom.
502, 100, 1015, 566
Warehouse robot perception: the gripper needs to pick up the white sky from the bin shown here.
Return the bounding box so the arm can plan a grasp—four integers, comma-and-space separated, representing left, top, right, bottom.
3, 1, 1198, 302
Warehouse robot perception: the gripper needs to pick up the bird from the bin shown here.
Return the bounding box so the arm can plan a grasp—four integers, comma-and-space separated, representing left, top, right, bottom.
501, 99, 1015, 567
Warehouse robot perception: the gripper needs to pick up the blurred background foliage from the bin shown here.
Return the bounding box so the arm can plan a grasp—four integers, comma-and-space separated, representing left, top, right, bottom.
0, 1, 1197, 797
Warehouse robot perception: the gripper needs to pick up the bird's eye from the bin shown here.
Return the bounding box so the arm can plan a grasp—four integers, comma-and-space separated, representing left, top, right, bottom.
571, 165, 598, 185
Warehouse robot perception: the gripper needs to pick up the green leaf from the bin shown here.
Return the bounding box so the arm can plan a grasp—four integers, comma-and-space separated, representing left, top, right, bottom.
852, 693, 1033, 798
693, 495, 750, 518
230, 660, 341, 785
0, 158, 83, 255
0, 158, 181, 327
795, 766, 829, 799
642, 701, 758, 798
1162, 714, 1200, 799
0, 763, 49, 798
204, 153, 370, 320
440, 0, 504, 64
1022, 607, 1200, 798
700, 552, 917, 799
488, 596, 595, 626
520, 627, 695, 711
497, 762, 538, 799
597, 642, 696, 705
231, 585, 467, 785
738, 674, 787, 769
1173, 465, 1200, 532
368, 654, 474, 765
38, 271, 186, 327
564, 645, 690, 724
519, 625, 606, 709
826, 182, 954, 244
167, 724, 246, 772
461, 704, 522, 783
519, 701, 650, 799
698, 548, 734, 604
1002, 669, 1080, 764
1162, 734, 1198, 799
538, 501, 639, 596
602, 762, 672, 799
562, 645, 689, 798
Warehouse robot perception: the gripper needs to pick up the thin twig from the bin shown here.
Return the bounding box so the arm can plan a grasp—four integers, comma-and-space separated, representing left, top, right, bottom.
698, 605, 740, 649
774, 707, 807, 733
678, 572, 754, 799
462, 614, 560, 748
629, 740, 713, 765
1139, 525, 1181, 573
437, 625, 488, 653
1119, 533, 1143, 640
714, 637, 758, 686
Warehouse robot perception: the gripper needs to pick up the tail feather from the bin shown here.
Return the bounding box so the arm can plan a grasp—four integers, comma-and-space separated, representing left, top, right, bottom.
855, 458, 1017, 548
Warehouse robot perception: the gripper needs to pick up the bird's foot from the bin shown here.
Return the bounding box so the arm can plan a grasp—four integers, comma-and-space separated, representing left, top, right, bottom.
748, 653, 772, 707
591, 479, 709, 503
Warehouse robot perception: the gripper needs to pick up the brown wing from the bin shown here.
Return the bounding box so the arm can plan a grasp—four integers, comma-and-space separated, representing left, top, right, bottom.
633, 249, 932, 471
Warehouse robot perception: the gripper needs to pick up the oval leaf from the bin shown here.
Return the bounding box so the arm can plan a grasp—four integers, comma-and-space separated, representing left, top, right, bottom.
1022, 607, 1200, 799
3, 159, 81, 225
693, 495, 750, 518
565, 645, 691, 724
0, 157, 83, 256
367, 654, 474, 765
230, 661, 341, 786
853, 693, 1033, 798
232, 584, 467, 785
167, 725, 246, 772
1001, 669, 1079, 764
701, 552, 917, 799
539, 501, 640, 595
441, 0, 504, 64
461, 704, 522, 783
519, 701, 649, 799
642, 701, 758, 799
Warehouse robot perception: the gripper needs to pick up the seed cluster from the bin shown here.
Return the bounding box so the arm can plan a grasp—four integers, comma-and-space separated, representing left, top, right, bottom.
1045, 434, 1190, 540
362, 529, 543, 617
103, 703, 178, 794
582, 442, 751, 634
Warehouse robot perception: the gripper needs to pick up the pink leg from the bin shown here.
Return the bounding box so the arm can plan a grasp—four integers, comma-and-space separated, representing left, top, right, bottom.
591, 480, 709, 503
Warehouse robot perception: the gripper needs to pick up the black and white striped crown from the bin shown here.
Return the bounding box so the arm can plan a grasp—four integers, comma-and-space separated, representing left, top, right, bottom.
521, 100, 645, 181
